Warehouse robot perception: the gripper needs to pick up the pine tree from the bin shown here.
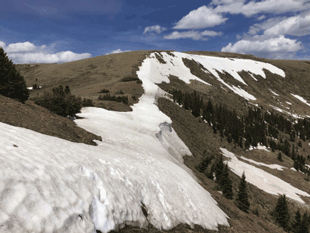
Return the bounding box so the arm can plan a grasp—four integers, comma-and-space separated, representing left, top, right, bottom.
236, 172, 250, 212
214, 155, 224, 184
277, 152, 283, 162
292, 209, 302, 233
296, 212, 309, 233
0, 47, 29, 103
273, 194, 290, 231
64, 85, 71, 95
221, 164, 233, 199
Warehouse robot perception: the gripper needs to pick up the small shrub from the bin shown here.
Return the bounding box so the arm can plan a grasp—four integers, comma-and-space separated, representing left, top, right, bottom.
136, 79, 142, 84
195, 154, 215, 173
33, 83, 39, 89
82, 97, 94, 107
98, 89, 109, 93
34, 85, 82, 117
98, 94, 128, 105
116, 90, 124, 94
121, 75, 139, 82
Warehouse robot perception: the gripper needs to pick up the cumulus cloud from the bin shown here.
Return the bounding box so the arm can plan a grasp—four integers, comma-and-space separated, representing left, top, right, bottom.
263, 14, 310, 37
164, 30, 222, 40
173, 6, 228, 29
212, 0, 309, 17
105, 49, 131, 55
221, 35, 303, 54
247, 17, 287, 36
143, 25, 167, 34
0, 41, 91, 64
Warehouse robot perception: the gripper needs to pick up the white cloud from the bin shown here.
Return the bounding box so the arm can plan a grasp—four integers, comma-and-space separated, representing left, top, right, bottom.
247, 17, 287, 36
221, 35, 303, 54
173, 6, 228, 29
164, 31, 203, 40
263, 14, 310, 37
257, 15, 266, 20
105, 49, 131, 55
0, 41, 91, 64
201, 30, 223, 36
212, 0, 309, 17
164, 30, 223, 41
143, 25, 167, 34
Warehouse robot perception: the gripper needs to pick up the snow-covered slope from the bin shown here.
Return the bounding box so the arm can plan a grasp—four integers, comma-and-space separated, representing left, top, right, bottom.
0, 51, 306, 232
0, 52, 231, 232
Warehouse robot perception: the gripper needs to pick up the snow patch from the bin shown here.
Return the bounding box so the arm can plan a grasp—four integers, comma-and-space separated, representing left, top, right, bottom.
220, 148, 310, 203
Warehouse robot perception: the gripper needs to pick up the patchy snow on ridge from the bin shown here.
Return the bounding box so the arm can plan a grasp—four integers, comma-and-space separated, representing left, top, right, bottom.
286, 101, 292, 105
164, 52, 284, 101
291, 94, 310, 107
0, 52, 230, 233
239, 156, 286, 171
220, 148, 310, 203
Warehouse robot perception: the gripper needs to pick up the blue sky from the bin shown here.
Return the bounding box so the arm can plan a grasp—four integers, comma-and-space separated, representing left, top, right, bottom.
0, 0, 310, 64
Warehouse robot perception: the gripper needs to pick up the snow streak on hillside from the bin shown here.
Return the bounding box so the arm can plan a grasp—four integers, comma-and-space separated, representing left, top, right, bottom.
221, 148, 310, 203
157, 52, 285, 101
0, 52, 230, 233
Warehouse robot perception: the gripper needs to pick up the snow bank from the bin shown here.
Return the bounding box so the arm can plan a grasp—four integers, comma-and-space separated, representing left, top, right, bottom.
0, 52, 230, 233
220, 148, 310, 203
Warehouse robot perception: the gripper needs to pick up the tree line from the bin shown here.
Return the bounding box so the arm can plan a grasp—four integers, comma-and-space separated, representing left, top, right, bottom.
171, 89, 310, 176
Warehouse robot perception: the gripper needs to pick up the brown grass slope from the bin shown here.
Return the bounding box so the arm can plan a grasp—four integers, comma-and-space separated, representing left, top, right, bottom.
1, 50, 310, 232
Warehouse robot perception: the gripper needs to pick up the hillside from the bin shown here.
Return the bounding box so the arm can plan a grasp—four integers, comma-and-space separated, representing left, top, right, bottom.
1, 50, 310, 232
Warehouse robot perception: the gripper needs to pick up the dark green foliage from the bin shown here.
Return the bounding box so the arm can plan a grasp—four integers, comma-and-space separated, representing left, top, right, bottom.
277, 152, 283, 162
195, 154, 215, 173
32, 83, 40, 89
221, 164, 233, 199
82, 97, 94, 107
236, 172, 250, 213
121, 76, 139, 82
64, 85, 71, 95
34, 85, 82, 117
115, 89, 124, 94
272, 194, 290, 231
292, 210, 302, 233
98, 89, 109, 93
98, 94, 128, 105
0, 47, 29, 103
298, 140, 302, 147
214, 155, 224, 183
292, 211, 310, 233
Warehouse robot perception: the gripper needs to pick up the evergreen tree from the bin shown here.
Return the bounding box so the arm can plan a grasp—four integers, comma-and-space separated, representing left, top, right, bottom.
297, 212, 309, 233
0, 47, 29, 103
292, 209, 302, 233
277, 152, 283, 162
273, 194, 290, 231
64, 85, 71, 95
214, 155, 224, 184
298, 140, 302, 148
221, 164, 233, 199
236, 172, 250, 212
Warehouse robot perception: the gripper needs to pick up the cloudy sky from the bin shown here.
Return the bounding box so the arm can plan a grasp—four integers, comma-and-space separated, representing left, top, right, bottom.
1, 0, 310, 64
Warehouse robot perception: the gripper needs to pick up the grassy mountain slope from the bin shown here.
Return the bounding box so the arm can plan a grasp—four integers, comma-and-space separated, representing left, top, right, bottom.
3, 50, 310, 232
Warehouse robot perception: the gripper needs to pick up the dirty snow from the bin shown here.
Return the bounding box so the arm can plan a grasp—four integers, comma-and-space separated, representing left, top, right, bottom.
0, 52, 232, 233
220, 148, 310, 203
286, 101, 292, 105
239, 156, 286, 171
247, 143, 270, 152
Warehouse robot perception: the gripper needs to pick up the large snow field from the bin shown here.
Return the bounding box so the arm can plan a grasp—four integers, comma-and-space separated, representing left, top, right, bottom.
0, 52, 233, 233
220, 148, 310, 203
